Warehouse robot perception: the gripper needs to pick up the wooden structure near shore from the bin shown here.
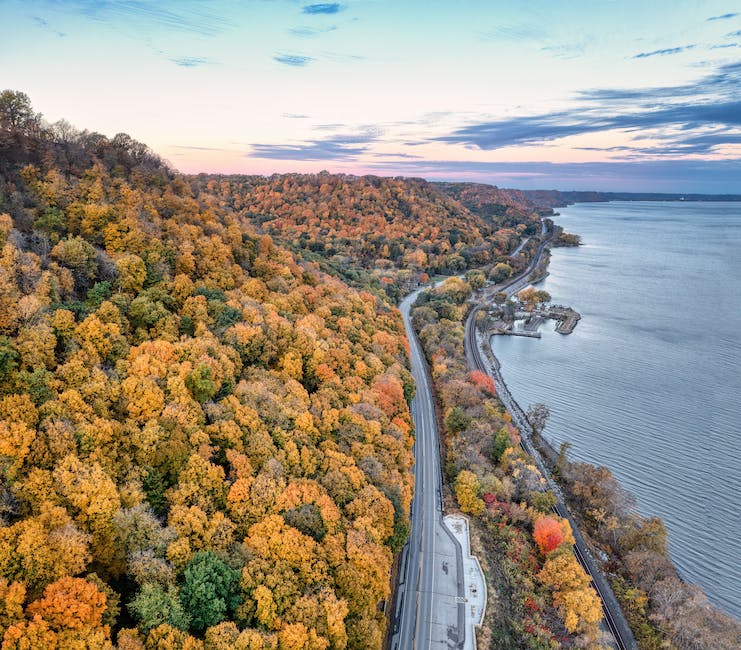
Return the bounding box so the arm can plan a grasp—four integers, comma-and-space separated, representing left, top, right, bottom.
485, 305, 581, 337
542, 305, 580, 334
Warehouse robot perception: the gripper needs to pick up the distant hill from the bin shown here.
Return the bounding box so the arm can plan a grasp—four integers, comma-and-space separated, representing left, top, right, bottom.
516, 189, 741, 210
198, 175, 541, 300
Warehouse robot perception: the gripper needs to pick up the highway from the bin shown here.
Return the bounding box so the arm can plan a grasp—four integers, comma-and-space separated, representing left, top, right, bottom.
390, 288, 466, 650
463, 226, 638, 650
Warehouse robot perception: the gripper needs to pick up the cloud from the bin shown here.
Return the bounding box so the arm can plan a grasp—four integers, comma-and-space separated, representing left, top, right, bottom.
577, 62, 741, 101
633, 45, 696, 59
540, 41, 589, 59
302, 3, 343, 15
31, 14, 66, 36
707, 13, 739, 21
273, 53, 314, 66
282, 113, 310, 119
726, 30, 741, 38
364, 159, 741, 193
289, 25, 337, 38
170, 56, 210, 68
436, 62, 741, 156
321, 51, 364, 63
52, 0, 230, 36
480, 24, 547, 41
250, 129, 378, 161
373, 152, 423, 159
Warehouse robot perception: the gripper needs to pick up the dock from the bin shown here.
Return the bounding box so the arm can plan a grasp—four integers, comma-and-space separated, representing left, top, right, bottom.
504, 329, 541, 338
542, 305, 580, 334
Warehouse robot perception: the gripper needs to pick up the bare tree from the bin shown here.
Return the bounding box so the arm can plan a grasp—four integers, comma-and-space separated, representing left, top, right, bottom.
526, 402, 550, 437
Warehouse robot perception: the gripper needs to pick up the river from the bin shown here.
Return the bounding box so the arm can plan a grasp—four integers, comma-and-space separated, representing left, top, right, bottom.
492, 201, 741, 618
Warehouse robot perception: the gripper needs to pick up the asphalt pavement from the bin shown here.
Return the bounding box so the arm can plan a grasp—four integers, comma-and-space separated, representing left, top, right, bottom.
390, 288, 466, 650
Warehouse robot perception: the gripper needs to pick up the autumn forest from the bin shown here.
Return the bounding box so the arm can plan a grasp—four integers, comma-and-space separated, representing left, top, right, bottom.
0, 91, 739, 650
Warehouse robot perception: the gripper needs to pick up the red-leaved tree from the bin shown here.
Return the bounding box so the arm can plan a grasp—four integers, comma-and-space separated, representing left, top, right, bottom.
533, 516, 564, 554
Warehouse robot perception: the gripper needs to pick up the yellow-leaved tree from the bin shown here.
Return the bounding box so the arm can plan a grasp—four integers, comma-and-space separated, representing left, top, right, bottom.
455, 470, 484, 515
537, 551, 603, 633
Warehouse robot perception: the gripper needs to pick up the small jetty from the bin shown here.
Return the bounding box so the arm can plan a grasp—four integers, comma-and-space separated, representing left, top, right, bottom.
484, 305, 580, 337
507, 329, 541, 338
542, 305, 580, 334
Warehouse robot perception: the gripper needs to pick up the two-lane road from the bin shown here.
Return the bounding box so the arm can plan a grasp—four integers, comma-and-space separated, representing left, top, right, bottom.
391, 289, 465, 650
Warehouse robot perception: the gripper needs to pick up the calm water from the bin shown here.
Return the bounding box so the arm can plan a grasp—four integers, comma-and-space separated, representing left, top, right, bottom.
493, 201, 741, 618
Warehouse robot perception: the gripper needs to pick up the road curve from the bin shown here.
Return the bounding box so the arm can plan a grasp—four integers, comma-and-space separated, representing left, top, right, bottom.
464, 226, 638, 650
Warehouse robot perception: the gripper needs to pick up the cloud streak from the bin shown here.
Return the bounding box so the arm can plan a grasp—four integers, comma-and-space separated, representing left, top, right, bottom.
32, 15, 66, 37
365, 158, 741, 193
302, 3, 343, 15
289, 25, 337, 38
633, 44, 696, 58
274, 53, 314, 66
52, 0, 230, 36
707, 13, 739, 21
437, 62, 741, 156
250, 129, 379, 161
170, 56, 211, 68
480, 24, 547, 41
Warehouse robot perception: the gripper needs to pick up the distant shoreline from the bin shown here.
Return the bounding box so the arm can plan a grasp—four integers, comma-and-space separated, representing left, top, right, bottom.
515, 189, 741, 210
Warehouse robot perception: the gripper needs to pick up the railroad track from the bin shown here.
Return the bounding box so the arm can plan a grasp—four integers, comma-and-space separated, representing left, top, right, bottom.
463, 225, 637, 650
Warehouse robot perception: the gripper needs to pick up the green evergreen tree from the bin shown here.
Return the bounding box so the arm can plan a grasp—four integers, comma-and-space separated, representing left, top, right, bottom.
178, 551, 241, 634
129, 583, 190, 634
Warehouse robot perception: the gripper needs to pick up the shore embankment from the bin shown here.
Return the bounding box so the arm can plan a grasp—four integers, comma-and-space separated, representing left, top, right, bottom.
465, 225, 637, 649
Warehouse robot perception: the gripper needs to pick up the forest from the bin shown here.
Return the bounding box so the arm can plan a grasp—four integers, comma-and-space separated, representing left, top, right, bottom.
195, 173, 540, 303
0, 91, 420, 649
1, 90, 738, 650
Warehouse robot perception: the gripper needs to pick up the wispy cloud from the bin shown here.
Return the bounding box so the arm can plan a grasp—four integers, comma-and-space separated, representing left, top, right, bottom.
302, 3, 344, 15
365, 158, 741, 193
373, 152, 422, 159
480, 24, 547, 41
707, 13, 739, 21
282, 113, 310, 119
170, 56, 211, 68
52, 0, 230, 36
541, 40, 590, 59
726, 29, 741, 38
289, 25, 337, 38
436, 62, 741, 156
633, 44, 696, 59
31, 14, 66, 37
321, 51, 364, 63
274, 53, 314, 66
250, 129, 379, 161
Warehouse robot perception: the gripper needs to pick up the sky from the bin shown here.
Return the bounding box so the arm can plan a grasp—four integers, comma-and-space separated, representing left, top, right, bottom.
1, 0, 740, 192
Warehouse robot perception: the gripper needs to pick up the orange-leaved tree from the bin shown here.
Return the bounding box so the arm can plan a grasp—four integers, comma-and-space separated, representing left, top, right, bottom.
533, 516, 564, 554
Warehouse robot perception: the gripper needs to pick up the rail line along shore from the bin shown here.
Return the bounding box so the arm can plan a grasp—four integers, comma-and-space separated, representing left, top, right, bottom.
465, 223, 638, 649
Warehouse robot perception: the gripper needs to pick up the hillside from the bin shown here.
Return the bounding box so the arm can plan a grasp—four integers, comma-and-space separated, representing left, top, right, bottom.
0, 93, 420, 649
0, 89, 554, 649
434, 181, 544, 221
198, 174, 541, 301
